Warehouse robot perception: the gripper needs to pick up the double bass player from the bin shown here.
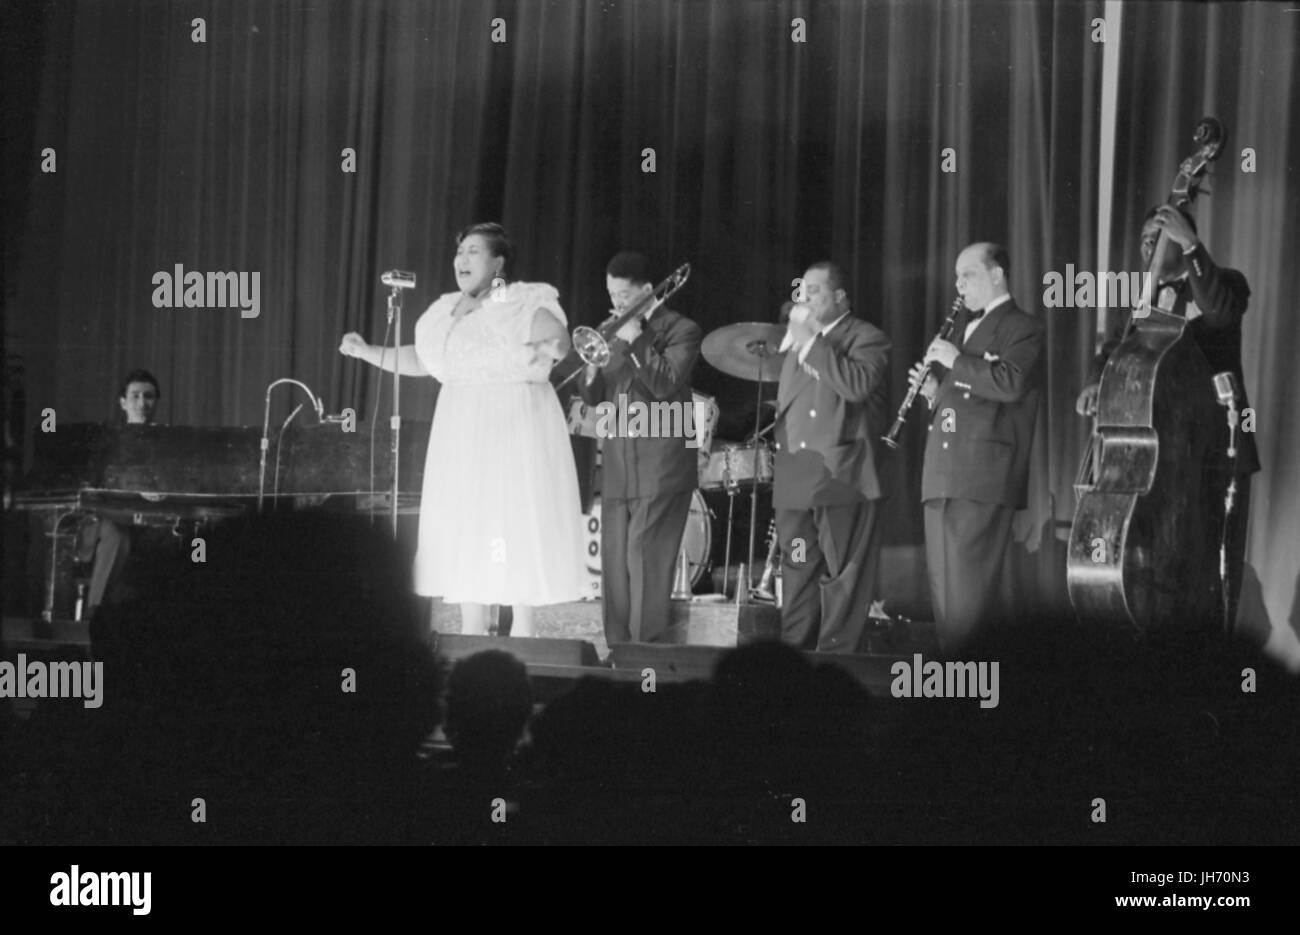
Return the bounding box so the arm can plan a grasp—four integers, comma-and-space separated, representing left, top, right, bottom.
1076, 204, 1257, 631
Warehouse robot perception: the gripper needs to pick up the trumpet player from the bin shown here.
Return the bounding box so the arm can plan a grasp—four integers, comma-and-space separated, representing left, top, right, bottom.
910, 243, 1044, 652
773, 262, 891, 653
578, 251, 702, 645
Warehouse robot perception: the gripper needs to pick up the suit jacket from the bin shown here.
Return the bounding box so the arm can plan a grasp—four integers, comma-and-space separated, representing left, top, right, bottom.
921, 299, 1044, 509
773, 314, 892, 509
1088, 244, 1259, 475
577, 306, 702, 499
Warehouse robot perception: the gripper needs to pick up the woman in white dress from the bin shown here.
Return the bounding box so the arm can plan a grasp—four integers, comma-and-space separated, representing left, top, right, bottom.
339, 222, 587, 636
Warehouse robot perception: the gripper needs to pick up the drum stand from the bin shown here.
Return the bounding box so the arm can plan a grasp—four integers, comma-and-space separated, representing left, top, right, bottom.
740, 344, 776, 602
721, 478, 738, 596
697, 319, 786, 601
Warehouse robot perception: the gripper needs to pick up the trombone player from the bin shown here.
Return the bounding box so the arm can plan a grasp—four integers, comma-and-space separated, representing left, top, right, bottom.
578, 251, 702, 645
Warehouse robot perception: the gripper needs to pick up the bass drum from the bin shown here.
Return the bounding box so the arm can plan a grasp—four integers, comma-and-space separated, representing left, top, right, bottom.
583, 490, 713, 594
581, 499, 603, 600
699, 485, 776, 594
679, 489, 712, 589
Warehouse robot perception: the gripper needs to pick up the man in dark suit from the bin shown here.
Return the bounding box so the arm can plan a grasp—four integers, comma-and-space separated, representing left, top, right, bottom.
773, 261, 891, 653
578, 252, 702, 644
1075, 205, 1258, 629
912, 243, 1044, 653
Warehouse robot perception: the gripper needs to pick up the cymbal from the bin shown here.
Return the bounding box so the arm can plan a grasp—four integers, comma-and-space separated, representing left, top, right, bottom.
702, 322, 787, 382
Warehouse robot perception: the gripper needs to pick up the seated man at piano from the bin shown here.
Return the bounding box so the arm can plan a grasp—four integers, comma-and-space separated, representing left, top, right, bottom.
76, 369, 160, 618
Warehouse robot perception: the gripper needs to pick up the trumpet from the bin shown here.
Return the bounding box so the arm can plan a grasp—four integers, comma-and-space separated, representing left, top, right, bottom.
880, 295, 964, 449
572, 262, 691, 367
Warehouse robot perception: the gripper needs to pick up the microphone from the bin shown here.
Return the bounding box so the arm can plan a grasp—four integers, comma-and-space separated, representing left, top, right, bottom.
1212, 371, 1238, 407
381, 269, 417, 289
1213, 371, 1239, 459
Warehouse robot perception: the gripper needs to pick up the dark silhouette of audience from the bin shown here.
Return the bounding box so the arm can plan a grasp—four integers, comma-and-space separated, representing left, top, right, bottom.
412, 650, 533, 844
3, 511, 443, 844
3, 511, 1298, 845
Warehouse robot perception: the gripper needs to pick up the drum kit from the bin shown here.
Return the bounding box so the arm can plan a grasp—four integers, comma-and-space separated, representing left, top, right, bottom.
573, 321, 789, 605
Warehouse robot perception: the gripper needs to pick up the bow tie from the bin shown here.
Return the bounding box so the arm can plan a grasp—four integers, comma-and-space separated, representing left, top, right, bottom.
967, 306, 987, 321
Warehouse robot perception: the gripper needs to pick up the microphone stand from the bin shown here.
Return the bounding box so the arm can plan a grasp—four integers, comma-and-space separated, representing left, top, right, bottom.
1220, 396, 1239, 634
743, 341, 777, 603
387, 284, 404, 539
258, 379, 324, 514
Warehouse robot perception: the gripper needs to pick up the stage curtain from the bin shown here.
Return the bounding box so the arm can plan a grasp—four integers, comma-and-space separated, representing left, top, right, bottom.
8, 0, 1297, 660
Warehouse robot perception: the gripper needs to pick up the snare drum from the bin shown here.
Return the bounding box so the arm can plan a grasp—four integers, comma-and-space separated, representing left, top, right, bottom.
699, 441, 775, 490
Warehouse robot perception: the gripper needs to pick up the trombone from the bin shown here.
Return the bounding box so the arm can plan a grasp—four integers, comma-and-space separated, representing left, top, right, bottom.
556, 262, 691, 389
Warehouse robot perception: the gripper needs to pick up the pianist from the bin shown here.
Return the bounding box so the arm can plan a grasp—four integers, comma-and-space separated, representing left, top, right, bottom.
116, 369, 159, 425
76, 369, 161, 617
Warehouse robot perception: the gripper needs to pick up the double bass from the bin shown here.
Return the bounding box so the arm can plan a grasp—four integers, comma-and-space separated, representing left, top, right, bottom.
1067, 118, 1230, 630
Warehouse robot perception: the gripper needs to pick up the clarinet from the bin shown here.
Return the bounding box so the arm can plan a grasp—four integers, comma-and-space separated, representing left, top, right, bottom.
880, 295, 964, 449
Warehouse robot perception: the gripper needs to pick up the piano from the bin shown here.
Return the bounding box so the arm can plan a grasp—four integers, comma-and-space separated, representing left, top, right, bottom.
9, 421, 431, 622
9, 419, 595, 622
15, 420, 432, 511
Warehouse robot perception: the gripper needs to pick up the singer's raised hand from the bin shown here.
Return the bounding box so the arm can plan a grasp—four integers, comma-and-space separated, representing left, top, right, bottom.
339, 332, 368, 358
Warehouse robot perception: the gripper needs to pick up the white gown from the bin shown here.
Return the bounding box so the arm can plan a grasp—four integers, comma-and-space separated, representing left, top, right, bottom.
411, 282, 586, 606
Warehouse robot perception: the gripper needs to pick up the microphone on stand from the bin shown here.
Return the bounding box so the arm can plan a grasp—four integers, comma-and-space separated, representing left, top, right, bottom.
1212, 371, 1241, 633
1212, 371, 1238, 404
381, 270, 417, 290
1213, 371, 1239, 458
379, 270, 415, 538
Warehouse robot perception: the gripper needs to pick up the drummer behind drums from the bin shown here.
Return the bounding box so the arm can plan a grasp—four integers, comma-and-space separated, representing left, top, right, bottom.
578, 251, 703, 644
774, 261, 891, 653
